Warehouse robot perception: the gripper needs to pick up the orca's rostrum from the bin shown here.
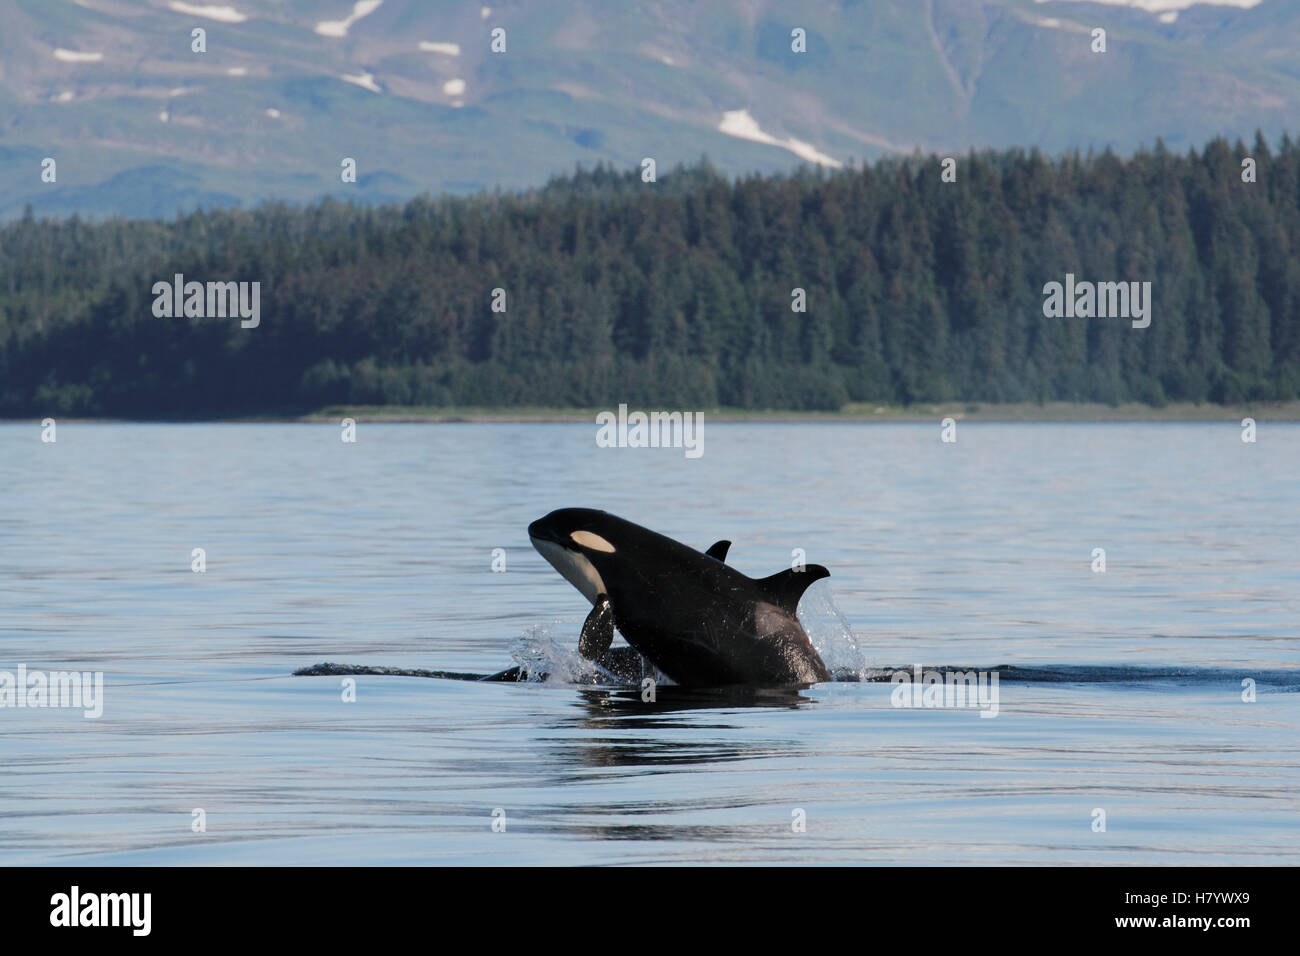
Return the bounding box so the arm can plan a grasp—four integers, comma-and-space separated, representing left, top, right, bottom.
523, 508, 831, 687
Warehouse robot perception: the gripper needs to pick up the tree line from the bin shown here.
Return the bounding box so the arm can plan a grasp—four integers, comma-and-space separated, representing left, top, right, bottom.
1, 133, 1297, 417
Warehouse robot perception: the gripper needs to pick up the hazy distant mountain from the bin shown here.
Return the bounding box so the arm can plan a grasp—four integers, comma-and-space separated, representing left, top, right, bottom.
2, 0, 1296, 219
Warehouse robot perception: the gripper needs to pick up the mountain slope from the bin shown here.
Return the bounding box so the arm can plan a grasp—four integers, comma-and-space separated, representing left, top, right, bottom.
1, 0, 1296, 219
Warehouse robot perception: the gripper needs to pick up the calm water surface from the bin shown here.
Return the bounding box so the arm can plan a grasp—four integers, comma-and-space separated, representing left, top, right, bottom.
1, 422, 1296, 864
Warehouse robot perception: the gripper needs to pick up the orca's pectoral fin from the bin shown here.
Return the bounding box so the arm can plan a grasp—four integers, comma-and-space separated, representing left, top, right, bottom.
705, 540, 731, 562
579, 594, 615, 659
757, 565, 830, 612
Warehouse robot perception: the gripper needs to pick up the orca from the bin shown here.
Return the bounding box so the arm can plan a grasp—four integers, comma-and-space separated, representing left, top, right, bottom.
527, 508, 831, 687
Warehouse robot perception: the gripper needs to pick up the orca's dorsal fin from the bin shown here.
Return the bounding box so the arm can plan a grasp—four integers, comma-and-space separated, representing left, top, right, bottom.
756, 565, 830, 612
705, 540, 731, 562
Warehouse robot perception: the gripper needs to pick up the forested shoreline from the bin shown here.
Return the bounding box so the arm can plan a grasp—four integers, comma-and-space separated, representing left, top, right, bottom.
2, 135, 1297, 417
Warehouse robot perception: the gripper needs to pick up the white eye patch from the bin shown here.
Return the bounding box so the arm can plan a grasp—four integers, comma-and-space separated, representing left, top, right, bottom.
570, 530, 616, 553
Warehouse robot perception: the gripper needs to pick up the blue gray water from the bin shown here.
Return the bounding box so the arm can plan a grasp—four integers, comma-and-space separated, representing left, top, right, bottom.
1, 421, 1297, 864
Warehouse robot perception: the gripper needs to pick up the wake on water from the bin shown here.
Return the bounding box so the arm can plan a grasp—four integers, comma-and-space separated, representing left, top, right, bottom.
293, 582, 1300, 690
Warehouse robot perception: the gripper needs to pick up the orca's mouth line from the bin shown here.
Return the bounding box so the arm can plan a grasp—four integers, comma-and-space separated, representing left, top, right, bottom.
526, 515, 571, 547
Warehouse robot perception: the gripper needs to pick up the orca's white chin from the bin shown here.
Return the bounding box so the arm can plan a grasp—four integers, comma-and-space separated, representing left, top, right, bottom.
531, 536, 606, 605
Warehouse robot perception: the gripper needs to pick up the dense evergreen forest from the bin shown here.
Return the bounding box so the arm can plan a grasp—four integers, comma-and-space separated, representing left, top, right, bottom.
2, 134, 1297, 417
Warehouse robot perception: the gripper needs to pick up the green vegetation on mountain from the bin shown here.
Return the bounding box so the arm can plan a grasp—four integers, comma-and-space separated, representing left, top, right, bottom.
2, 135, 1297, 417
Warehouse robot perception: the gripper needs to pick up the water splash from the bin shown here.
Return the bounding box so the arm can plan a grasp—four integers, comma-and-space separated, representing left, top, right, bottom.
513, 584, 870, 686
509, 621, 667, 686
510, 622, 599, 683
799, 581, 877, 681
